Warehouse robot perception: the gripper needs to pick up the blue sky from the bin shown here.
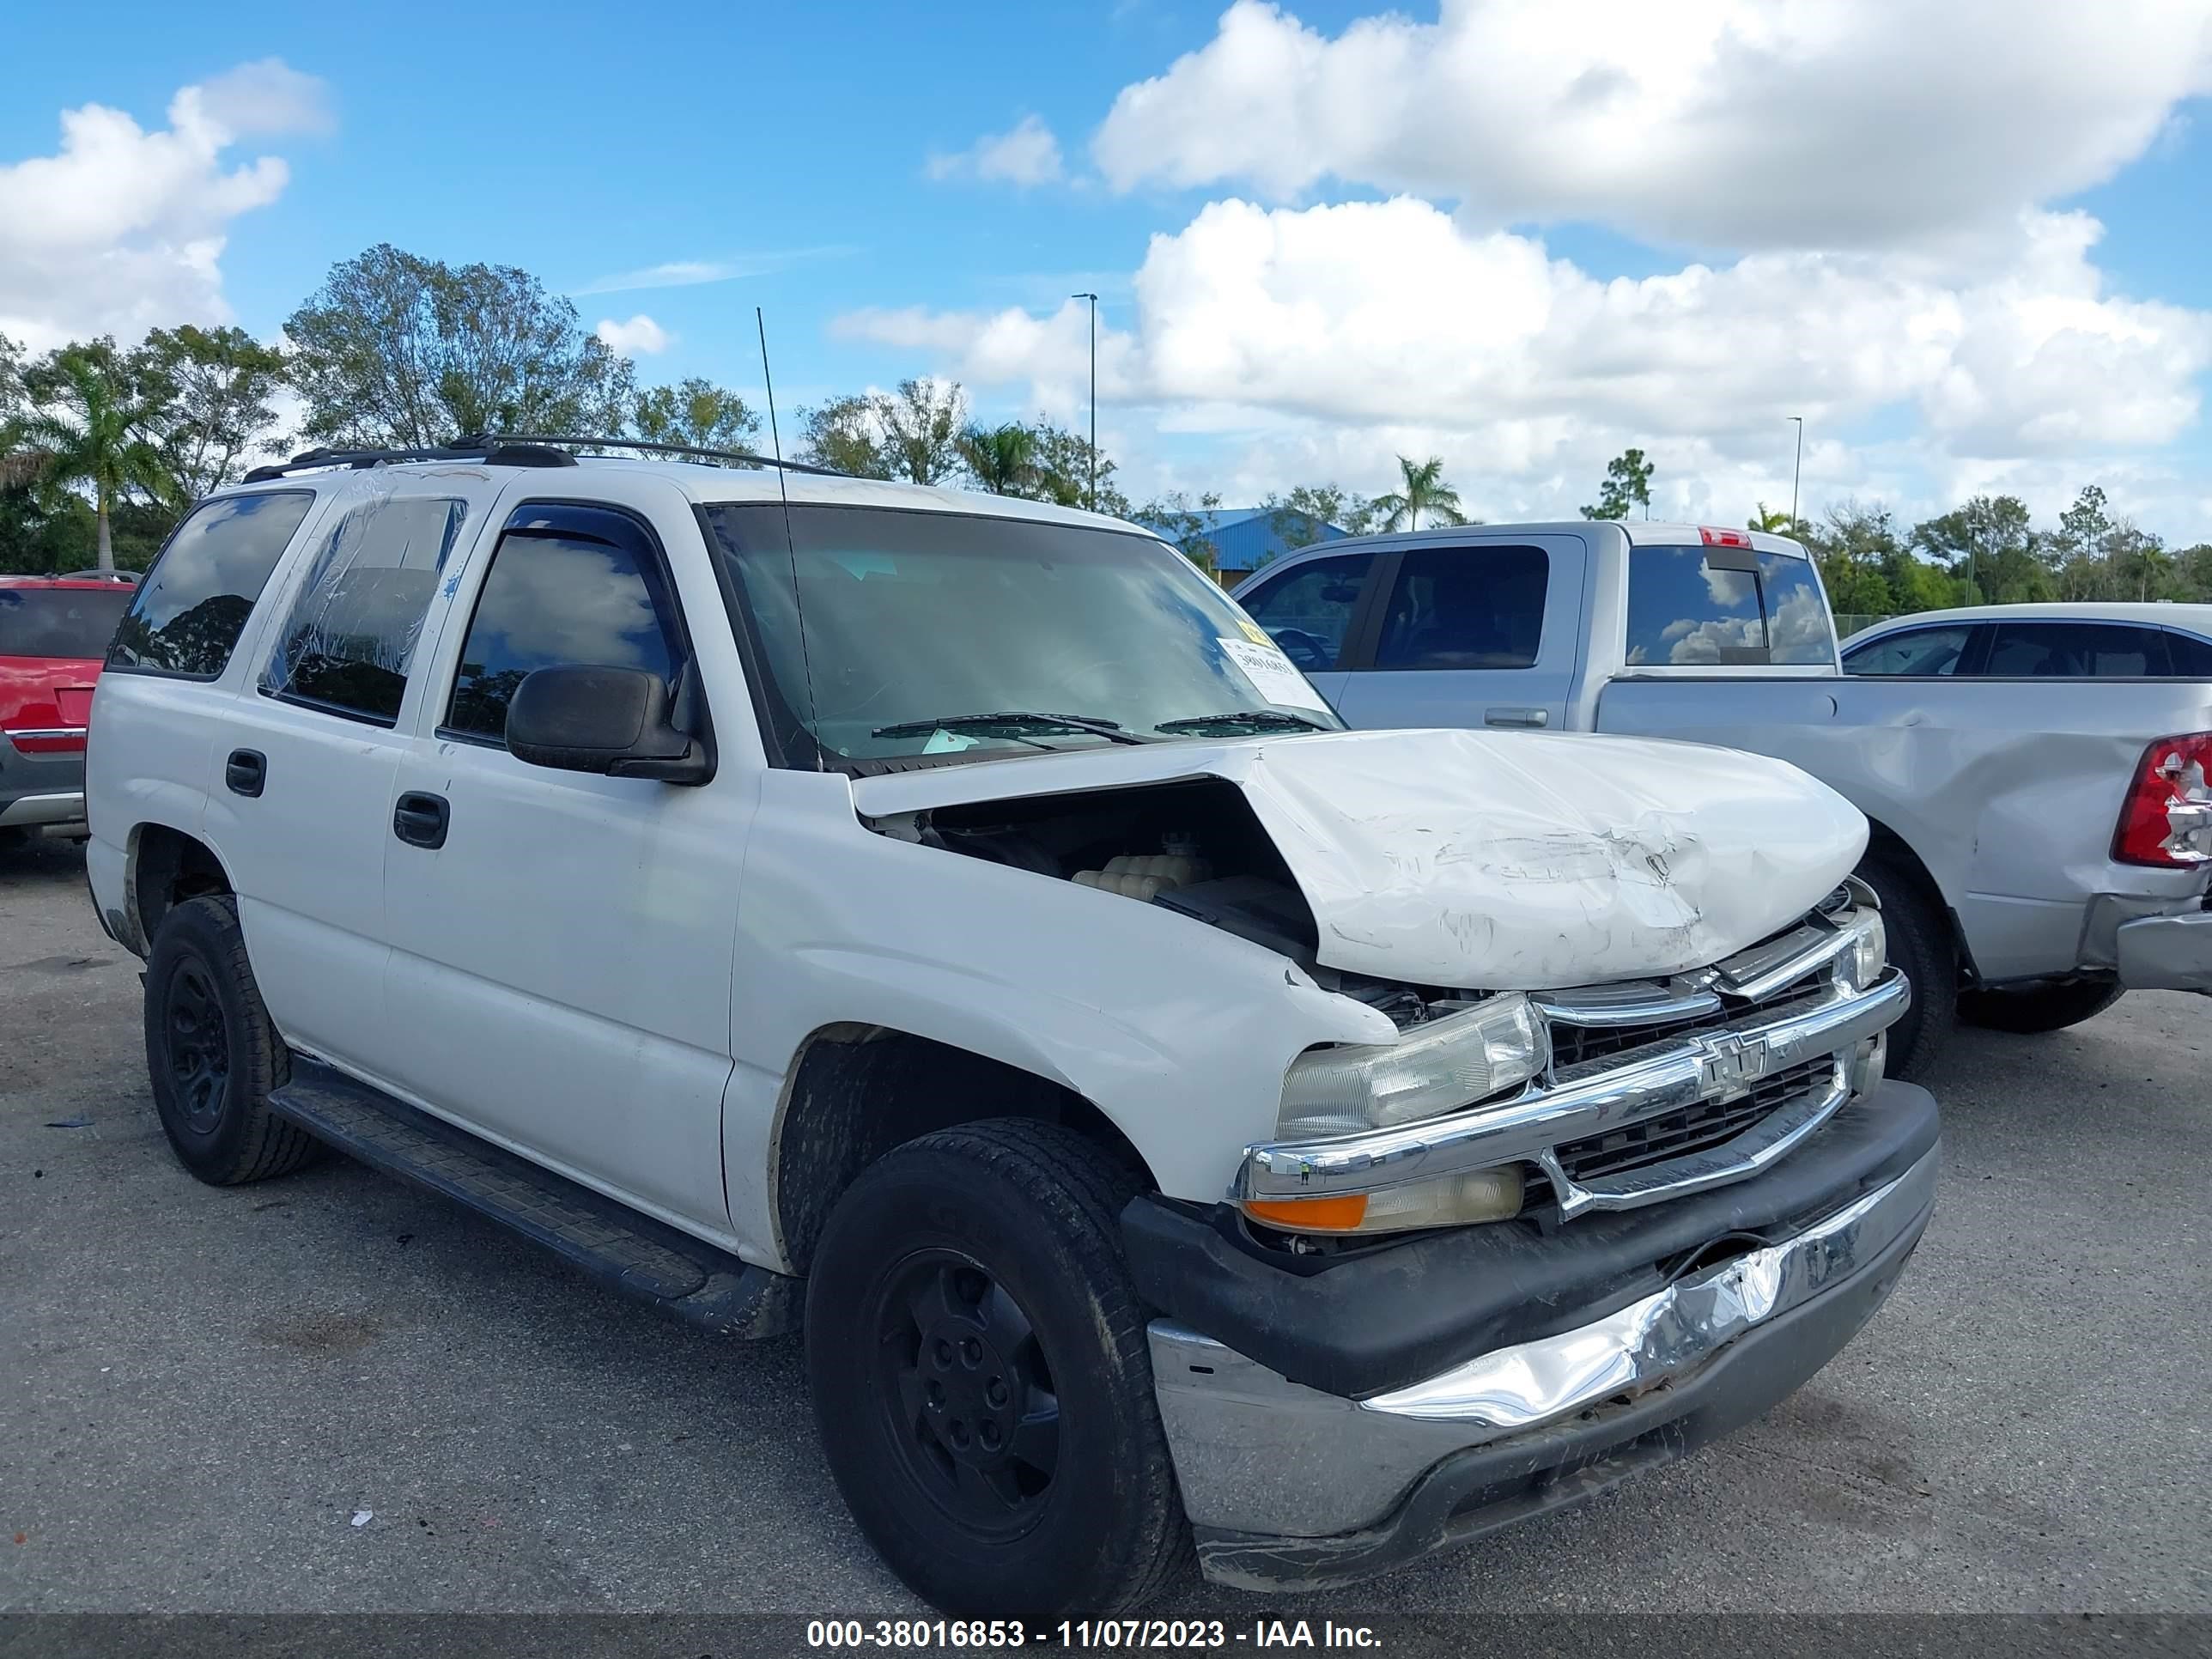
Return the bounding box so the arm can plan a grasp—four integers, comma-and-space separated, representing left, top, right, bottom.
4, 1, 2210, 536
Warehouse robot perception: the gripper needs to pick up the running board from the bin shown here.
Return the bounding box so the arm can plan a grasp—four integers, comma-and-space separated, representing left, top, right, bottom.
269, 1060, 799, 1338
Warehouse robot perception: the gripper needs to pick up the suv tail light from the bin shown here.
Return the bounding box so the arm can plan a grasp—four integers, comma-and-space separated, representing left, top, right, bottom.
2112, 732, 2212, 866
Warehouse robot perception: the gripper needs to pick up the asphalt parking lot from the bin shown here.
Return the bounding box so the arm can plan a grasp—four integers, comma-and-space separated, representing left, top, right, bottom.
3, 834, 2209, 1619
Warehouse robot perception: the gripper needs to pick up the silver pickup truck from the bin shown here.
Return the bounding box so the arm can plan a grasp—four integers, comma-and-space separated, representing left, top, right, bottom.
1235, 521, 2212, 1073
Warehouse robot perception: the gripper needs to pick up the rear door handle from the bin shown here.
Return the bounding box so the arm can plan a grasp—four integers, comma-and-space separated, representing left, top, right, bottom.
392, 791, 450, 850
1484, 707, 1550, 728
225, 749, 266, 797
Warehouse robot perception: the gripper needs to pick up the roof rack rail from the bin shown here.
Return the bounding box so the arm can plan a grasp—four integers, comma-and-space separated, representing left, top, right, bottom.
240, 440, 579, 483
483, 434, 848, 477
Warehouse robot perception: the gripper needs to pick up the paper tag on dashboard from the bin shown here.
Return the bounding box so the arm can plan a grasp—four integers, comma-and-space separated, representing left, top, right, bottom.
1218, 637, 1332, 712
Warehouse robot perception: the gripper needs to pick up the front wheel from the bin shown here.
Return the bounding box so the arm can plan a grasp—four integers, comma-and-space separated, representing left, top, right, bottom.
1958, 980, 2124, 1034
1854, 856, 1956, 1081
805, 1120, 1187, 1620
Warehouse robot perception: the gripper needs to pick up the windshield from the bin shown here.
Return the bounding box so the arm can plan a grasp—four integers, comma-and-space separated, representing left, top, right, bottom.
0, 586, 133, 660
700, 502, 1343, 765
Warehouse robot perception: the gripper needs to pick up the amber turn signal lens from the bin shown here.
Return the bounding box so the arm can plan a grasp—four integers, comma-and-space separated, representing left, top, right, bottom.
1242, 1194, 1370, 1232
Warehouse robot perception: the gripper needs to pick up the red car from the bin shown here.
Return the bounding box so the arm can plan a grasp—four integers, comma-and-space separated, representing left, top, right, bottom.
1, 575, 137, 842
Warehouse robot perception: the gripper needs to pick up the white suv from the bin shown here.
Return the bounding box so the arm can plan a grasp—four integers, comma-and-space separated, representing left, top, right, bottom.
84, 438, 1937, 1615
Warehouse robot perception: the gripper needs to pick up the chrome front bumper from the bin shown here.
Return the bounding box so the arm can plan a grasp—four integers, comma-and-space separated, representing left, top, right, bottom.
1151, 1141, 1938, 1588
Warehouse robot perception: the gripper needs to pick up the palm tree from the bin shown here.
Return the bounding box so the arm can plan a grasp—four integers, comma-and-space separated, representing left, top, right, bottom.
956, 422, 1039, 495
15, 350, 173, 570
1370, 454, 1466, 532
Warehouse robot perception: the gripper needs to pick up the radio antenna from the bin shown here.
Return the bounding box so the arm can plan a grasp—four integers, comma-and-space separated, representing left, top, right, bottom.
757, 306, 822, 769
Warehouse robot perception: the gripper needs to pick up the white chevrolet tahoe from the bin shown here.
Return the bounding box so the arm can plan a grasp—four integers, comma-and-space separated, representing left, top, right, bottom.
84, 438, 1939, 1616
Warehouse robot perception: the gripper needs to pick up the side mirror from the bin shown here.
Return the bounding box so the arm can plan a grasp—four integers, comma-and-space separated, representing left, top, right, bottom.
506, 664, 714, 785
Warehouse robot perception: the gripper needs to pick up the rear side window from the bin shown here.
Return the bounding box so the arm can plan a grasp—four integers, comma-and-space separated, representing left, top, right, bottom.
0, 587, 133, 660
1238, 553, 1372, 670
108, 491, 314, 677
444, 510, 683, 744
1626, 546, 1833, 666
1984, 622, 2168, 677
262, 497, 469, 725
1843, 624, 1976, 677
1373, 545, 1549, 669
2167, 632, 2212, 677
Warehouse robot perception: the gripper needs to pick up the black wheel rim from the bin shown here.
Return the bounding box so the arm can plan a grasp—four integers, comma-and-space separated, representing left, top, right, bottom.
870, 1249, 1060, 1540
164, 957, 230, 1136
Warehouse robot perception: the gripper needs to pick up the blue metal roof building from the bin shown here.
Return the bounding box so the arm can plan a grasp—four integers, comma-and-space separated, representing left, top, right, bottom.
1135, 507, 1348, 585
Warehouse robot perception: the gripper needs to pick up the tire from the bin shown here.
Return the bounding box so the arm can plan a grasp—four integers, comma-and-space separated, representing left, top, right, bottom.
1854, 855, 1955, 1080
1958, 980, 2124, 1035
805, 1119, 1187, 1620
143, 894, 321, 1185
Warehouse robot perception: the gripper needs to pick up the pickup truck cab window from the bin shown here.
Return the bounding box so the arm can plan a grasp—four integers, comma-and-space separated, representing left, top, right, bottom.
1841, 623, 1976, 677
261, 496, 470, 726
699, 501, 1340, 766
107, 490, 315, 678
1237, 551, 1372, 671
1372, 544, 1547, 670
1626, 545, 1832, 667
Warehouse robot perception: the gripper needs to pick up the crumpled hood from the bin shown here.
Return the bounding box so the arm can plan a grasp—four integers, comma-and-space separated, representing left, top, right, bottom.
849, 727, 1868, 990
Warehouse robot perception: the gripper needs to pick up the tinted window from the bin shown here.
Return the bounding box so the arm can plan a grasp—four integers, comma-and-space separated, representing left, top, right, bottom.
1239, 554, 1372, 670
108, 491, 314, 676
2167, 632, 2212, 677
1843, 624, 1975, 677
1626, 546, 1833, 666
263, 496, 469, 724
445, 521, 682, 744
1984, 622, 2167, 677
1373, 545, 1548, 669
0, 587, 133, 660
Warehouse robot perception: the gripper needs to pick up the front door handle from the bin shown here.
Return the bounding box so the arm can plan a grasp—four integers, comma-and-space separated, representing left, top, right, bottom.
225, 749, 266, 797
392, 791, 450, 850
1484, 707, 1550, 729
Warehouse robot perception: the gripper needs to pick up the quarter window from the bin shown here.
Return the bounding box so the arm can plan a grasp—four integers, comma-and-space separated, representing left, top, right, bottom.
1626, 546, 1833, 666
1238, 554, 1372, 671
1373, 546, 1549, 669
444, 511, 683, 744
1843, 624, 1975, 677
263, 496, 469, 724
2166, 632, 2212, 677
107, 491, 314, 678
1984, 622, 2168, 677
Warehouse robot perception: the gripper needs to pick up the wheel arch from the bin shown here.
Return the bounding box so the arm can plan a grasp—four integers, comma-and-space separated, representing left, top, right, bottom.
127, 821, 236, 956
1859, 815, 1978, 983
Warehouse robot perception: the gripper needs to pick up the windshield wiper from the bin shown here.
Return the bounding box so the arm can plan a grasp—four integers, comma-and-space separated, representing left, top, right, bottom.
872, 710, 1153, 745
1154, 709, 1333, 734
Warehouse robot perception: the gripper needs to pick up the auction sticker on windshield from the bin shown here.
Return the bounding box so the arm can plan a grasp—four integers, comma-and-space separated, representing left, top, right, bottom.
1218, 637, 1332, 711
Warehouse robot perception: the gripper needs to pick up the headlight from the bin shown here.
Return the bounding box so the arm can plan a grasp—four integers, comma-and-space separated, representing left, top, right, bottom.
1276, 993, 1549, 1140
1837, 908, 1887, 992
1244, 1166, 1526, 1236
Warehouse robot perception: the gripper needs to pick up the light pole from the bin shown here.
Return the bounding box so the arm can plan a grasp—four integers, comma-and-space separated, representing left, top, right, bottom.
1073, 292, 1098, 509
1788, 415, 1804, 532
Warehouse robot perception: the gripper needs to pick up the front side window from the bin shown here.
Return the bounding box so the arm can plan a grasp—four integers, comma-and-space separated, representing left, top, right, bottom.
1984, 622, 2166, 677
1372, 545, 1548, 670
1238, 554, 1371, 671
108, 491, 315, 677
700, 503, 1344, 766
1626, 546, 1834, 666
445, 514, 682, 744
1843, 624, 1974, 677
0, 586, 133, 660
263, 496, 469, 724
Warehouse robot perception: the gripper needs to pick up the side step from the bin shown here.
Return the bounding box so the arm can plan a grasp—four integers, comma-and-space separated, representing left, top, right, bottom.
269, 1060, 800, 1338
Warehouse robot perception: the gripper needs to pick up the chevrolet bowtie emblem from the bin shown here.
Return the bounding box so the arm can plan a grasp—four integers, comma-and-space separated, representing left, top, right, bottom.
1697, 1030, 1767, 1097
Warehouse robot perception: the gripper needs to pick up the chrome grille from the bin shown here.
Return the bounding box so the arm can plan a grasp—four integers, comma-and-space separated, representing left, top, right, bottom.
1552, 1056, 1835, 1182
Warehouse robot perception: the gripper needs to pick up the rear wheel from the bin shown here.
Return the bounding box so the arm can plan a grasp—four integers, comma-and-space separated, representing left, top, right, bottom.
143, 895, 321, 1185
1854, 855, 1955, 1080
805, 1119, 1186, 1620
1958, 980, 2124, 1035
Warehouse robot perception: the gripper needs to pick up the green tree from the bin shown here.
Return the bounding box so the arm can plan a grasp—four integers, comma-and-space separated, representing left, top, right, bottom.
135, 324, 289, 500
957, 421, 1039, 495
1371, 455, 1466, 532
1749, 501, 1813, 538
1026, 420, 1130, 516
285, 244, 635, 449
1581, 448, 1655, 520
631, 377, 761, 458
1139, 489, 1225, 574
1261, 483, 1372, 557
796, 394, 892, 478
1802, 501, 1900, 615
2103, 520, 2172, 602
15, 340, 175, 570
1911, 495, 2047, 604
873, 379, 967, 486
2056, 484, 2112, 565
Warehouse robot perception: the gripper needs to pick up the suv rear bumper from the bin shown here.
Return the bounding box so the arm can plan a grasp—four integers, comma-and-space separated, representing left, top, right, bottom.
1130, 1081, 1938, 1590
1, 744, 88, 830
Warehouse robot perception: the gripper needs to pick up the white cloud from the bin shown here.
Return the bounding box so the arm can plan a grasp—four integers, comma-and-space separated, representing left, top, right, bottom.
926, 115, 1066, 187
1091, 0, 2212, 250
595, 314, 672, 356
0, 62, 329, 351
569, 248, 857, 296
836, 196, 2212, 532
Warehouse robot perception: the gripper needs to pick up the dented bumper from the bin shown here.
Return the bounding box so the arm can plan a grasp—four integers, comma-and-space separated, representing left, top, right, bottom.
1136, 1082, 1939, 1591
2114, 908, 2212, 992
